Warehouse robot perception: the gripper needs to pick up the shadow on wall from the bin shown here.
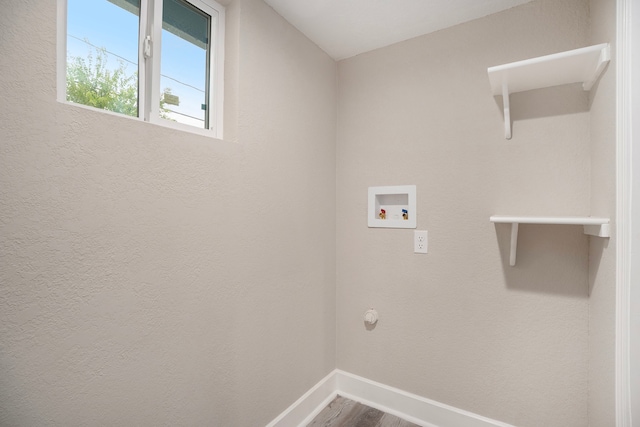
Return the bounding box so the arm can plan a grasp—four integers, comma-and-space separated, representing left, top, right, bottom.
588, 235, 608, 296
494, 83, 590, 127
494, 223, 594, 297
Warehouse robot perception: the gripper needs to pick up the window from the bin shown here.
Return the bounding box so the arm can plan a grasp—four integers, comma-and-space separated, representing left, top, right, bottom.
58, 0, 225, 138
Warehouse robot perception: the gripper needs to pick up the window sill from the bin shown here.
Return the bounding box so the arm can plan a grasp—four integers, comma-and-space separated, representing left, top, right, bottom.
58, 100, 227, 141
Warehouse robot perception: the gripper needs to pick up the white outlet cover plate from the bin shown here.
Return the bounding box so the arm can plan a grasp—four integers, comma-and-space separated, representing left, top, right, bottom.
414, 230, 428, 254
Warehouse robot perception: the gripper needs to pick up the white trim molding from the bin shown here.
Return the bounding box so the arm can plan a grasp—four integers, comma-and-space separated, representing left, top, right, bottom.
265, 370, 337, 427
267, 370, 514, 427
616, 0, 634, 426
629, 0, 640, 419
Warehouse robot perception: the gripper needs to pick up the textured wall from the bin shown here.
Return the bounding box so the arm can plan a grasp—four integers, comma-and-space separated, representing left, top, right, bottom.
0, 0, 336, 425
587, 0, 617, 425
335, 1, 595, 426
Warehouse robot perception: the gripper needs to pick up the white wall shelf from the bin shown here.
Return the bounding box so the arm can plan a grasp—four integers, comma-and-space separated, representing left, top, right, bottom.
488, 43, 610, 139
490, 215, 610, 266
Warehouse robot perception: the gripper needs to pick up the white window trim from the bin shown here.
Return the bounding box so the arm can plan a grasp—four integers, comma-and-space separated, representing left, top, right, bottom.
57, 0, 225, 139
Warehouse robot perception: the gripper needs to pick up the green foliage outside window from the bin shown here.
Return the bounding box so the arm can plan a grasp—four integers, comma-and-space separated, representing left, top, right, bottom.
66, 47, 138, 116
66, 46, 172, 119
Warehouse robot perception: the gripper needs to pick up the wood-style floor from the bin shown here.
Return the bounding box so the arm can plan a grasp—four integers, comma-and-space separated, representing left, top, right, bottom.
307, 396, 420, 427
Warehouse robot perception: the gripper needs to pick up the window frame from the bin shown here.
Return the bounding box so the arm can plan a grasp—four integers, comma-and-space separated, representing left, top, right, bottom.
57, 0, 225, 139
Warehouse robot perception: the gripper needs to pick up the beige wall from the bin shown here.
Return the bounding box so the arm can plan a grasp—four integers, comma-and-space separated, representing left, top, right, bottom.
336, 1, 604, 426
588, 0, 617, 425
0, 0, 336, 425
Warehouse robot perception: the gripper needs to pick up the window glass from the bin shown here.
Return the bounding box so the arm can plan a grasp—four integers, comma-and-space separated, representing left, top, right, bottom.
61, 0, 223, 136
66, 0, 141, 117
160, 0, 212, 129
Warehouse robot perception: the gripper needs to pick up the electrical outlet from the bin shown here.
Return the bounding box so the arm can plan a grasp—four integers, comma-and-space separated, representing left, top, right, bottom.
414, 230, 428, 254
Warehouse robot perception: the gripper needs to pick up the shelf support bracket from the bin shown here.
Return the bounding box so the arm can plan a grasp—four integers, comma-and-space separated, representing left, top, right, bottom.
584, 223, 611, 237
582, 44, 611, 91
502, 82, 512, 140
509, 222, 518, 266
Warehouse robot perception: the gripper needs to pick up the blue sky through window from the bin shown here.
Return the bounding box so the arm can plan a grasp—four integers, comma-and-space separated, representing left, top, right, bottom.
67, 0, 139, 77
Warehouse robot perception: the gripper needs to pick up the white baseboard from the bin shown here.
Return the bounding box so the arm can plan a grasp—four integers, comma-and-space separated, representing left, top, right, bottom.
335, 370, 514, 427
267, 369, 515, 427
265, 370, 337, 427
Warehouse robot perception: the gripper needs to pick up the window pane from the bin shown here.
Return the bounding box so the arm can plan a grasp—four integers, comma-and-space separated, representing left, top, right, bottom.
160, 0, 212, 129
66, 0, 140, 117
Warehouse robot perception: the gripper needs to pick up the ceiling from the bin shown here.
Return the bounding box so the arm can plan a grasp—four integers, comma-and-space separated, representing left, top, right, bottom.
263, 0, 533, 60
